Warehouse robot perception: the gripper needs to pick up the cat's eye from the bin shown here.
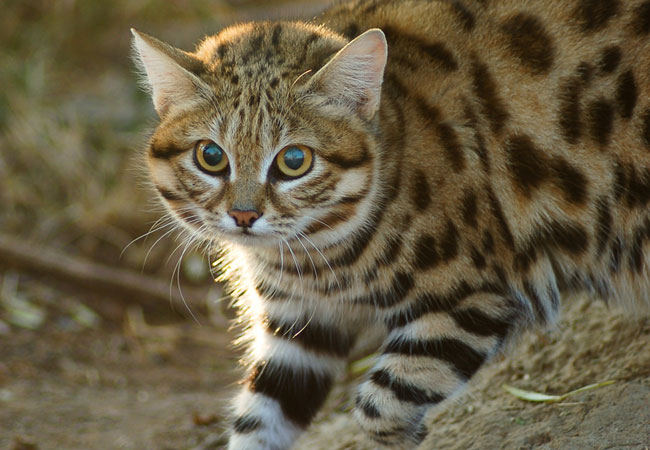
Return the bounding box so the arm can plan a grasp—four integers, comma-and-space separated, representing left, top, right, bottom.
275, 145, 313, 178
194, 140, 229, 174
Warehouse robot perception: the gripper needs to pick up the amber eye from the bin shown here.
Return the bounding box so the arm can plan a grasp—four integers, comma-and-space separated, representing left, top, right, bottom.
194, 140, 229, 174
275, 145, 313, 178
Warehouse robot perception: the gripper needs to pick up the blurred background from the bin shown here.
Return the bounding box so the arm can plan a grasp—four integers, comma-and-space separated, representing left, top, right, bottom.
0, 1, 326, 448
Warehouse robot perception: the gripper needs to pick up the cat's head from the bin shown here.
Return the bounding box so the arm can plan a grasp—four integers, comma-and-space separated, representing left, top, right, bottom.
132, 22, 387, 248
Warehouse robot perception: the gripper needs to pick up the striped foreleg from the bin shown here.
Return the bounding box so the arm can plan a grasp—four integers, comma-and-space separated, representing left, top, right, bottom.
354, 292, 519, 448
228, 310, 355, 450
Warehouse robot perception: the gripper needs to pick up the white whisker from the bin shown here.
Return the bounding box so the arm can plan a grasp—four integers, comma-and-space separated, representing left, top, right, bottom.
295, 233, 319, 287
299, 230, 342, 292
120, 215, 176, 258
170, 225, 203, 325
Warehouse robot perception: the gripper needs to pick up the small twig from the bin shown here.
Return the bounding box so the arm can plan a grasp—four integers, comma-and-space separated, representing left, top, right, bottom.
0, 234, 222, 324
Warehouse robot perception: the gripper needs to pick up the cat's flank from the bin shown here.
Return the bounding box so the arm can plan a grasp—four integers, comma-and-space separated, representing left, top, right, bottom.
131, 0, 650, 448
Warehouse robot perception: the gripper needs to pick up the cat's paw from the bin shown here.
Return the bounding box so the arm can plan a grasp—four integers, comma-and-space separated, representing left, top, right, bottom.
353, 377, 429, 448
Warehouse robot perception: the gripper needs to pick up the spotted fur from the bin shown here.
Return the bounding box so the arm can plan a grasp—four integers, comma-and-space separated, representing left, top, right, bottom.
132, 1, 650, 448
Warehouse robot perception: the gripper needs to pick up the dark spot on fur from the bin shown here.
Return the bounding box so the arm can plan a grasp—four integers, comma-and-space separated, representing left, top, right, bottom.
379, 235, 404, 265
598, 46, 622, 74
625, 166, 650, 207
615, 70, 637, 120
487, 188, 515, 249
413, 169, 432, 210
217, 43, 229, 59
482, 230, 495, 253
470, 245, 487, 269
596, 197, 613, 254
462, 189, 478, 227
552, 157, 589, 205
576, 0, 619, 32
415, 96, 441, 128
631, 1, 650, 34
414, 235, 440, 269
501, 13, 555, 74
451, 1, 475, 31
587, 98, 614, 147
558, 75, 584, 144
441, 220, 459, 261
437, 122, 465, 172
505, 135, 549, 196
471, 60, 509, 134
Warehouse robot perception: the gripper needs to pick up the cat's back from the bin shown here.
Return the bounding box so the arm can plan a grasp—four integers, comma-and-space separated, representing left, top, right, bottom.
320, 0, 650, 157
320, 0, 650, 212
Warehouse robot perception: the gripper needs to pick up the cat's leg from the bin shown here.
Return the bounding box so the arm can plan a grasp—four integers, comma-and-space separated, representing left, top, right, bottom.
228, 307, 354, 450
354, 292, 522, 448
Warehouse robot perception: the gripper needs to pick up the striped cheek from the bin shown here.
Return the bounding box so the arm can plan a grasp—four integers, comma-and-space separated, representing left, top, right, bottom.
297, 164, 374, 240
150, 158, 227, 233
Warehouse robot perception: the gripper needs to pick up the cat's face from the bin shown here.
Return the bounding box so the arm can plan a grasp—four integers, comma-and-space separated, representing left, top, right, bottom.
133, 23, 387, 248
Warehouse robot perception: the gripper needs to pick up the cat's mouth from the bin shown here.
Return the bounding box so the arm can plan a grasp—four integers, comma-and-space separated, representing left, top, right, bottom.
219, 227, 279, 247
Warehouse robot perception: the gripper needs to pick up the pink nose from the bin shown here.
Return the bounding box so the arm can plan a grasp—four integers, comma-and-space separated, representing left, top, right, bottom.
228, 209, 260, 228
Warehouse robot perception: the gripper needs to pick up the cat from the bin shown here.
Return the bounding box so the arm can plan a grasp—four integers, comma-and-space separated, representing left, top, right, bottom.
131, 0, 650, 448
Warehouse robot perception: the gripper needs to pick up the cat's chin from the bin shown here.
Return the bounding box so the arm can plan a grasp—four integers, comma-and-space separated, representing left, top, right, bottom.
220, 231, 279, 248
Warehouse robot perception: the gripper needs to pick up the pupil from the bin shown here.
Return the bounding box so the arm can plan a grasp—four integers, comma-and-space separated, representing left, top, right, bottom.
284, 147, 304, 170
203, 144, 223, 166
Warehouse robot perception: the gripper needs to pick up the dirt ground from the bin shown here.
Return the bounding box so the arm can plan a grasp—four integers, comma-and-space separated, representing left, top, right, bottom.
1, 288, 648, 450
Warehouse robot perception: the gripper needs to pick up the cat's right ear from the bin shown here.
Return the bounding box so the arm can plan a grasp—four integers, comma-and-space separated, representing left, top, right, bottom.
308, 29, 388, 120
131, 29, 211, 117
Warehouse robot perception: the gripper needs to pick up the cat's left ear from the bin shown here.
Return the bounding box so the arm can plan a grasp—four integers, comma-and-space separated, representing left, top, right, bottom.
308, 29, 388, 120
131, 29, 211, 117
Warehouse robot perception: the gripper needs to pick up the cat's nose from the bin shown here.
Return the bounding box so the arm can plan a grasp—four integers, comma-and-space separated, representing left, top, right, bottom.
228, 209, 260, 228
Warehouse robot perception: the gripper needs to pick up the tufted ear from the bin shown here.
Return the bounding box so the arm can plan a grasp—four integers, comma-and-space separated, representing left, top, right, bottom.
308, 28, 388, 120
131, 29, 211, 117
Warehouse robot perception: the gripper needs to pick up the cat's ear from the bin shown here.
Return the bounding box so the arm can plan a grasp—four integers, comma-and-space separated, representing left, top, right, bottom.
131, 29, 211, 117
308, 28, 387, 120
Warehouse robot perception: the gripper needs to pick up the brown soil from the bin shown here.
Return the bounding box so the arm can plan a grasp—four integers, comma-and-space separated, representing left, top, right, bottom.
1, 292, 648, 450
